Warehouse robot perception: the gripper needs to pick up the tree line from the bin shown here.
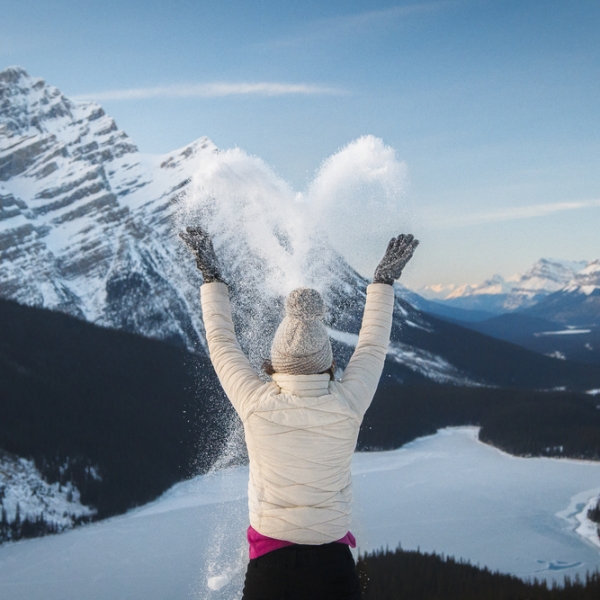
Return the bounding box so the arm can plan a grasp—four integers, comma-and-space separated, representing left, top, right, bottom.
588, 496, 600, 540
358, 382, 600, 461
0, 503, 92, 543
0, 298, 232, 530
357, 546, 600, 600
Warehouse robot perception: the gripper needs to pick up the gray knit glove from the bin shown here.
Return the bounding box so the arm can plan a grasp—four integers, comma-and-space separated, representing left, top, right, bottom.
179, 227, 224, 284
373, 234, 419, 285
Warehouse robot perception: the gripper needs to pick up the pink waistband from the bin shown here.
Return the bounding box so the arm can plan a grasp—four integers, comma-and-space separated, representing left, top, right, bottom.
247, 526, 356, 559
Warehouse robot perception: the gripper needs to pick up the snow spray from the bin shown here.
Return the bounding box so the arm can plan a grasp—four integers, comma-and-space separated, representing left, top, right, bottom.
175, 135, 409, 597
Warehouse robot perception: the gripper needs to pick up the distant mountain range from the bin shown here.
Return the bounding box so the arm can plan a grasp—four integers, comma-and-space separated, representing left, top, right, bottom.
417, 258, 595, 314
414, 258, 600, 363
523, 260, 600, 327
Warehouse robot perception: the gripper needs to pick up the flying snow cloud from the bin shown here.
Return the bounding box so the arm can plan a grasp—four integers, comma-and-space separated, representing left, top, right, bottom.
304, 135, 410, 272
175, 135, 410, 370
177, 135, 410, 298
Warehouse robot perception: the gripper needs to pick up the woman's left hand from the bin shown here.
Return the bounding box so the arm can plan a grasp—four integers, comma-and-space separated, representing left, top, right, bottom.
179, 227, 224, 283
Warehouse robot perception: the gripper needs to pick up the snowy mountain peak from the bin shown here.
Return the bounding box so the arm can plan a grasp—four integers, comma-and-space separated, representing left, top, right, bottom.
564, 259, 600, 295
579, 259, 600, 278
0, 66, 138, 183
517, 258, 588, 292
0, 67, 219, 348
416, 283, 458, 300
446, 274, 513, 299
0, 66, 27, 81
1, 66, 77, 135
439, 260, 588, 302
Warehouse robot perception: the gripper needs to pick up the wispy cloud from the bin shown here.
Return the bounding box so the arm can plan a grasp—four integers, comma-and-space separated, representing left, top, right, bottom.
262, 1, 459, 48
73, 82, 345, 102
428, 199, 600, 229
325, 0, 458, 30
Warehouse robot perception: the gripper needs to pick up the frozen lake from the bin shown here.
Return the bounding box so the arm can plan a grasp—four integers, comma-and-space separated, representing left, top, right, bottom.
0, 427, 599, 600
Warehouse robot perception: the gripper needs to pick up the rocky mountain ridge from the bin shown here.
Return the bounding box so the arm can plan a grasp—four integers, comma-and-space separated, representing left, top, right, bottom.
418, 258, 595, 316
522, 259, 600, 329
1, 66, 216, 350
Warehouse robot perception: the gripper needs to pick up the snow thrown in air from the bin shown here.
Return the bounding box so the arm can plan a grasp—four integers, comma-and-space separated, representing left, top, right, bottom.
176, 135, 409, 298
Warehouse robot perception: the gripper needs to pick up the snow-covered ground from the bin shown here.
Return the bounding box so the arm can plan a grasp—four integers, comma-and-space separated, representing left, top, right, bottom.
1, 427, 600, 600
0, 452, 95, 538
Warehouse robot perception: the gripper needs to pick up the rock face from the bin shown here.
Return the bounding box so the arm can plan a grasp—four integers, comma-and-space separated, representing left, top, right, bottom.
0, 66, 215, 349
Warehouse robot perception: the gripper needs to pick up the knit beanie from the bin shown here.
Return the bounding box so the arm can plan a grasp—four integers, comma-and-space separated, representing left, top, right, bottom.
270, 288, 333, 376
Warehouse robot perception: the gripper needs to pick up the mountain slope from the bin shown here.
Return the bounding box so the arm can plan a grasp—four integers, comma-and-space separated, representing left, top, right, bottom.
386, 303, 600, 390
0, 297, 228, 525
457, 312, 600, 364
0, 66, 211, 349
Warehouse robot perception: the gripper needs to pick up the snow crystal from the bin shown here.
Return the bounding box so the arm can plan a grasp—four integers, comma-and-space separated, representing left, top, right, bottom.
207, 574, 231, 591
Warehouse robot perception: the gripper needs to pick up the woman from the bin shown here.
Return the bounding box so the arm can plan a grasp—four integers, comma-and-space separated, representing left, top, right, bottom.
181, 228, 419, 599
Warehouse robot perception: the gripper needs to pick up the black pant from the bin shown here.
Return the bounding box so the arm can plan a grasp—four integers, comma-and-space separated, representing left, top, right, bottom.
242, 542, 361, 600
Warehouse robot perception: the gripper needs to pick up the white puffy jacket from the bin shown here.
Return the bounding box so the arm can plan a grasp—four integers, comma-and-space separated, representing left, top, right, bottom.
200, 281, 395, 544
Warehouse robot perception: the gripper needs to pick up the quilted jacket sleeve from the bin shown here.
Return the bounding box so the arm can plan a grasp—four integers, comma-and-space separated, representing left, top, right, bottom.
338, 283, 395, 418
200, 281, 266, 418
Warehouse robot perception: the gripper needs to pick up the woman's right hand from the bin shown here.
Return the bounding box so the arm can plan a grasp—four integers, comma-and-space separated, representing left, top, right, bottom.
373, 234, 419, 285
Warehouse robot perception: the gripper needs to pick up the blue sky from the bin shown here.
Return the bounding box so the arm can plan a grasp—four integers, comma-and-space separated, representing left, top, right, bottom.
1, 0, 599, 287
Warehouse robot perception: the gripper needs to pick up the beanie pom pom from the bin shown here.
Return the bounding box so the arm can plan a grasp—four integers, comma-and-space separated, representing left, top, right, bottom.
285, 288, 326, 321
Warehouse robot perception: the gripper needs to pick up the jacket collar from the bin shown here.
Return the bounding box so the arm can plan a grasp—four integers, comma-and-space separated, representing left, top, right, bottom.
272, 373, 331, 397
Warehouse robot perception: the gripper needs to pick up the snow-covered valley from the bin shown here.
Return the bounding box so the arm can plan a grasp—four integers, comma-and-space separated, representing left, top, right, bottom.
1, 427, 599, 600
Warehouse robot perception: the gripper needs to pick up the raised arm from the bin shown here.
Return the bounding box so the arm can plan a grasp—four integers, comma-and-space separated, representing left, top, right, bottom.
340, 234, 419, 417
180, 227, 265, 418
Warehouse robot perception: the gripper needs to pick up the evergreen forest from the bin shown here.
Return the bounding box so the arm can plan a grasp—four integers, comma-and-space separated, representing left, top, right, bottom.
357, 546, 600, 600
